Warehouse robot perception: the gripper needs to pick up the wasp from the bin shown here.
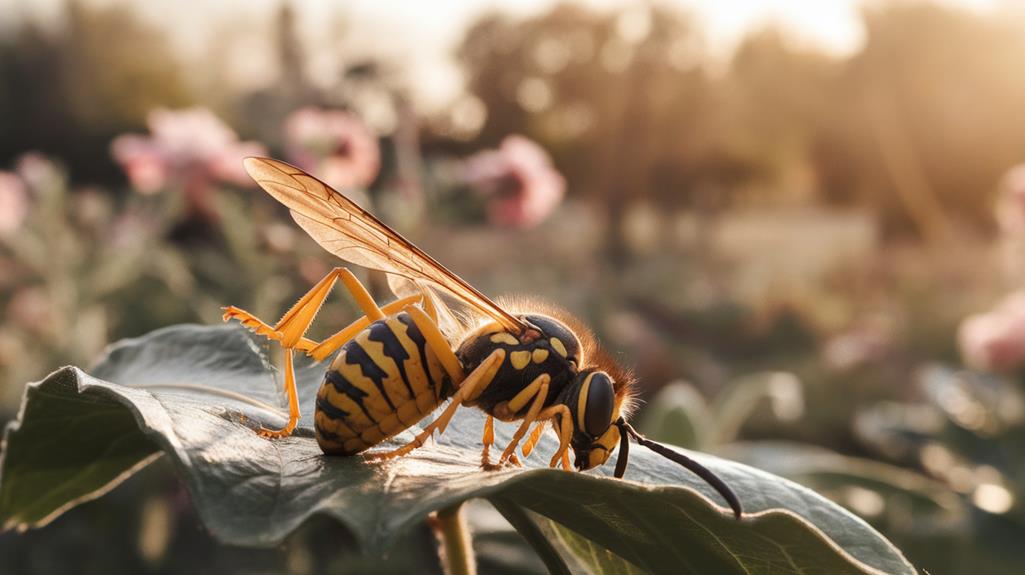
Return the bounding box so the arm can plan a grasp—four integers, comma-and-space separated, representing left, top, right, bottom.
224, 157, 742, 518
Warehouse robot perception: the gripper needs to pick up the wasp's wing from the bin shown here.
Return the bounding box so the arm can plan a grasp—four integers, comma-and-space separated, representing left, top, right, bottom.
386, 275, 466, 338
243, 157, 525, 334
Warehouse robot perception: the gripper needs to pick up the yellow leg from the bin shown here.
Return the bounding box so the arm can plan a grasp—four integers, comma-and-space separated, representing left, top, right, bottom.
519, 404, 571, 466
481, 415, 495, 465
522, 422, 545, 457
404, 305, 464, 385
274, 267, 376, 346
258, 349, 300, 437
223, 267, 382, 438
334, 268, 385, 323
499, 375, 550, 465
224, 267, 380, 348
223, 306, 322, 349
463, 356, 504, 404
306, 294, 422, 362
483, 415, 495, 446
490, 370, 548, 424
365, 349, 505, 461
541, 405, 573, 469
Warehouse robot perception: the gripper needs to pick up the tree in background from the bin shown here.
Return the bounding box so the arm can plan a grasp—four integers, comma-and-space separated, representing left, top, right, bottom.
452, 1, 1025, 242
839, 2, 1025, 239
0, 0, 191, 182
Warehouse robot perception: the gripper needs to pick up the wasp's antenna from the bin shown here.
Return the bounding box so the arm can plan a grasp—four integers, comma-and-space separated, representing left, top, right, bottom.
618, 419, 743, 519
614, 419, 630, 478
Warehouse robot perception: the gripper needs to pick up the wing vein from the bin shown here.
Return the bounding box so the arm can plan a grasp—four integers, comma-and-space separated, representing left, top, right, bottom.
243, 157, 525, 334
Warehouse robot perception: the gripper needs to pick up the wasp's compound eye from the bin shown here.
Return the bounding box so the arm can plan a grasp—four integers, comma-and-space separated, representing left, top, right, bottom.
579, 371, 615, 438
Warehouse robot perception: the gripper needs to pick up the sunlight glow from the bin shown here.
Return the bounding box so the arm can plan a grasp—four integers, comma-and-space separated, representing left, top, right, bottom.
973, 483, 1014, 514
0, 0, 1008, 110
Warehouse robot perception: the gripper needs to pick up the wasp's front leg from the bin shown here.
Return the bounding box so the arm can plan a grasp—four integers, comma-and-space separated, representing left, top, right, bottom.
497, 374, 551, 465
524, 405, 572, 470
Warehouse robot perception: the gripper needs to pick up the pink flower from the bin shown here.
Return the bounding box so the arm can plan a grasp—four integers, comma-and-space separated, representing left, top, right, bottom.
16, 152, 61, 191
110, 135, 167, 194
996, 164, 1025, 235
959, 291, 1025, 372
462, 135, 565, 228
0, 171, 27, 235
823, 315, 895, 371
284, 107, 380, 190
209, 140, 268, 187
110, 107, 267, 194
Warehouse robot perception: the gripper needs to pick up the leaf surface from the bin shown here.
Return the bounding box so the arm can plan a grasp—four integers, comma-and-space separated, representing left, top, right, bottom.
0, 325, 915, 574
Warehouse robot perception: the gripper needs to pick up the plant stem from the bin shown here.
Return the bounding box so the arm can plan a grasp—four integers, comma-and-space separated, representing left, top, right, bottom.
436, 502, 476, 575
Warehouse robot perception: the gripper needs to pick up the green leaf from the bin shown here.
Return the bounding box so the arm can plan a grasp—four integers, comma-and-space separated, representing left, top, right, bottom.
723, 441, 965, 524
1, 325, 915, 574
0, 379, 161, 529
638, 382, 710, 449
711, 372, 805, 445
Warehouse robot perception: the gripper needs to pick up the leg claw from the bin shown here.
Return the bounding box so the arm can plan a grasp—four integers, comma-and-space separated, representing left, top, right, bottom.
257, 427, 291, 439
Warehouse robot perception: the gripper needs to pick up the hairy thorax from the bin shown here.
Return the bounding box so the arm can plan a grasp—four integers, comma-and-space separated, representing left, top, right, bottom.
455, 314, 581, 420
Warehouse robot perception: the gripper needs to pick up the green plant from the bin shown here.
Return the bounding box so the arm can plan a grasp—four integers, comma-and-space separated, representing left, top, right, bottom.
853, 366, 1025, 572
640, 376, 966, 548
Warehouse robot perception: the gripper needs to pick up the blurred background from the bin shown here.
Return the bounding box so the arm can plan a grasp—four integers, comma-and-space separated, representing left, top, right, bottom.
2, 0, 1025, 572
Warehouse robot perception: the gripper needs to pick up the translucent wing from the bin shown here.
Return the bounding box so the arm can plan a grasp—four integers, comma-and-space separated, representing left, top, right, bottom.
243, 157, 526, 334
386, 275, 467, 337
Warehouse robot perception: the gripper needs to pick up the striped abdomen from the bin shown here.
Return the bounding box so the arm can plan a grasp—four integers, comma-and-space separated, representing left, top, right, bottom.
315, 312, 454, 455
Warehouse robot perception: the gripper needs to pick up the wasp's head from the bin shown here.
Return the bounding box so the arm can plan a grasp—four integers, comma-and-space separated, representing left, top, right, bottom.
560, 370, 624, 470
559, 368, 744, 518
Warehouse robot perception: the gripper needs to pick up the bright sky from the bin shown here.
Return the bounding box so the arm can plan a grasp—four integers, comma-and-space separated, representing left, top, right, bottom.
0, 0, 1007, 110
326, 0, 864, 109
302, 0, 1004, 109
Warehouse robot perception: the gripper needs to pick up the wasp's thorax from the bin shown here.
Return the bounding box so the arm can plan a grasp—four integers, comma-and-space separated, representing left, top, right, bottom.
457, 312, 628, 470
456, 314, 582, 418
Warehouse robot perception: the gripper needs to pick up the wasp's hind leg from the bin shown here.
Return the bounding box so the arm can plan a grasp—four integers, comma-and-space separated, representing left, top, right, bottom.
223, 267, 384, 438
257, 349, 300, 438
304, 294, 423, 361
224, 267, 377, 346
365, 348, 505, 461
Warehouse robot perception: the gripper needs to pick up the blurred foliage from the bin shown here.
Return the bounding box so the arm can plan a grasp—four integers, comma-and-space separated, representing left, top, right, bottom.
0, 157, 187, 406
0, 1, 191, 182
850, 366, 1025, 573
0, 458, 444, 575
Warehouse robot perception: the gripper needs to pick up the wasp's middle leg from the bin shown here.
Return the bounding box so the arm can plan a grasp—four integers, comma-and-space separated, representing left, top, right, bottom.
481, 415, 496, 467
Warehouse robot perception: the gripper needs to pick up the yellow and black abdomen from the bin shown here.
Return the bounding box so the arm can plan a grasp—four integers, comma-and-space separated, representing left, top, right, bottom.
315, 312, 454, 455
